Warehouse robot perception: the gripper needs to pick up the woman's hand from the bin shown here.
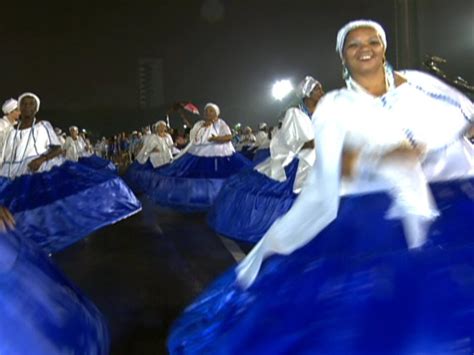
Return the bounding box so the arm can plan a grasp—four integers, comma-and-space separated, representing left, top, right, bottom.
0, 206, 15, 232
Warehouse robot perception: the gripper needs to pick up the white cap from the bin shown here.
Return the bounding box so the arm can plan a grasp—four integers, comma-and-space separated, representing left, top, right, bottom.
204, 102, 220, 117
18, 92, 41, 112
2, 99, 18, 115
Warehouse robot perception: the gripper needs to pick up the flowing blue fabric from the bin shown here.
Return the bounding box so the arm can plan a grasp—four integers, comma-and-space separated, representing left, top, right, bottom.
252, 148, 270, 165
208, 159, 299, 243
168, 177, 474, 354
127, 153, 252, 212
124, 160, 157, 194
0, 161, 141, 253
0, 230, 109, 354
79, 154, 117, 174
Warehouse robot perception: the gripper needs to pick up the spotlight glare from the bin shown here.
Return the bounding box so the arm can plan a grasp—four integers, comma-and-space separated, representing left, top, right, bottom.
272, 79, 293, 101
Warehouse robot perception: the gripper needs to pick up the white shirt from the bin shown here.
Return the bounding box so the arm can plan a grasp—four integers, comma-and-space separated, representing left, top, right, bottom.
256, 106, 315, 193
63, 136, 87, 162
135, 133, 174, 168
186, 119, 235, 157
0, 117, 14, 164
0, 120, 64, 178
254, 131, 270, 150
236, 70, 473, 288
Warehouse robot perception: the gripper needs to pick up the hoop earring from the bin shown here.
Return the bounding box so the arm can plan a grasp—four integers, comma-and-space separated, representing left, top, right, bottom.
342, 64, 350, 80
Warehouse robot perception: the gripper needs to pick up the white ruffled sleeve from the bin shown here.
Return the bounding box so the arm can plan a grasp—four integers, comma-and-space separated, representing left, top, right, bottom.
237, 94, 347, 288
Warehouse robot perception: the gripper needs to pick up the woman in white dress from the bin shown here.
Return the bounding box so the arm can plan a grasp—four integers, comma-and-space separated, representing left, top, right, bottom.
147, 103, 251, 211
208, 76, 324, 243
0, 93, 141, 253
168, 20, 474, 354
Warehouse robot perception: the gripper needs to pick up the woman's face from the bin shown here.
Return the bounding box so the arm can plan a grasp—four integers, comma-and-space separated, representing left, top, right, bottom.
157, 123, 166, 134
204, 106, 218, 121
342, 27, 385, 77
309, 84, 324, 102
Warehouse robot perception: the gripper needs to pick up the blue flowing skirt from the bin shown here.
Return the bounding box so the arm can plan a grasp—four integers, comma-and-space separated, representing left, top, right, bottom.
168, 177, 474, 354
124, 160, 159, 194
79, 155, 117, 174
208, 159, 299, 243
0, 230, 109, 354
0, 162, 141, 253
136, 153, 252, 212
252, 148, 270, 165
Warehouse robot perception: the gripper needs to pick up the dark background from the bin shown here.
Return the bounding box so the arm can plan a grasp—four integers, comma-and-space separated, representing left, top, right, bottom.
1, 0, 472, 136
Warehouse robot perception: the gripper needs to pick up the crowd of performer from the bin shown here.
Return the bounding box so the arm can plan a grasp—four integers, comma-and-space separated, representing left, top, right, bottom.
0, 17, 473, 355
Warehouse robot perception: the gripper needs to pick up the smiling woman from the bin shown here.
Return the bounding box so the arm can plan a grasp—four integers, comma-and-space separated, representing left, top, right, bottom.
167, 19, 474, 354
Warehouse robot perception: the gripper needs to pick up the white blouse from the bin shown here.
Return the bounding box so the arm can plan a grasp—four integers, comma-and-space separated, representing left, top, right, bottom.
0, 120, 64, 178
236, 70, 473, 288
186, 119, 235, 157
256, 106, 315, 193
135, 133, 174, 168
63, 136, 88, 162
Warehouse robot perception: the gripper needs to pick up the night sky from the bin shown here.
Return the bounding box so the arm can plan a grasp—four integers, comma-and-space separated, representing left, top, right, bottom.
1, 0, 472, 136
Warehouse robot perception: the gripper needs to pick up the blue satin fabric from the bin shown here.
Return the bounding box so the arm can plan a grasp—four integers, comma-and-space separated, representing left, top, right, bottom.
0, 161, 141, 253
208, 159, 299, 242
79, 155, 117, 174
168, 178, 474, 354
0, 230, 109, 354
124, 160, 157, 194
252, 148, 270, 165
127, 153, 252, 212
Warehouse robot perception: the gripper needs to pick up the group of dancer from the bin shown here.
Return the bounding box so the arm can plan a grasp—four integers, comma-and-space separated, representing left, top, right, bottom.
0, 17, 473, 354
166, 19, 474, 354
0, 93, 141, 353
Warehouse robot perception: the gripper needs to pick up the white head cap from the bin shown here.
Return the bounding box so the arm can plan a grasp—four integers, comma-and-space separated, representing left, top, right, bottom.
297, 76, 321, 98
204, 102, 220, 117
336, 19, 387, 59
2, 98, 18, 115
69, 126, 79, 132
18, 92, 41, 112
258, 122, 267, 130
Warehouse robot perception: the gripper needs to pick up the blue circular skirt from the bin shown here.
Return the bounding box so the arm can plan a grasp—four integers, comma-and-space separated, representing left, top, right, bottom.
137, 153, 252, 212
0, 231, 109, 354
208, 158, 299, 243
252, 148, 270, 165
124, 160, 158, 194
79, 155, 117, 174
0, 161, 141, 253
168, 177, 474, 354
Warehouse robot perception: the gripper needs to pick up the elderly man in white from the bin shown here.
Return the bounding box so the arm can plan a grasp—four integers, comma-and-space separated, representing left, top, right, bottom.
63, 126, 88, 162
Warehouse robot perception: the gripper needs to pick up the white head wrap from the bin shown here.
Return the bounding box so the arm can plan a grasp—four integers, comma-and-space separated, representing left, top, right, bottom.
18, 92, 41, 112
336, 19, 387, 58
154, 120, 167, 131
297, 76, 321, 98
258, 122, 267, 130
69, 126, 78, 132
204, 102, 220, 117
2, 98, 18, 115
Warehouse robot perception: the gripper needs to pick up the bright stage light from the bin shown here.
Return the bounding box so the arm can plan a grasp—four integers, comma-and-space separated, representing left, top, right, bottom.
272, 80, 293, 101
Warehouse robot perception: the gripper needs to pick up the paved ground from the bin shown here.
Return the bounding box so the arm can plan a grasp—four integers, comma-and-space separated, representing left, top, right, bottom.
53, 196, 239, 354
